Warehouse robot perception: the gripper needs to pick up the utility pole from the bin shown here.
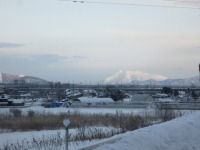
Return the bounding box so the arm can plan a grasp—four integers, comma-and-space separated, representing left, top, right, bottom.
199, 64, 200, 85
63, 119, 70, 150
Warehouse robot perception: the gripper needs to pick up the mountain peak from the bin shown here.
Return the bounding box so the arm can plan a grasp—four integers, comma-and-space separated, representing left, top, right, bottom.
18, 74, 25, 78
0, 72, 48, 84
104, 70, 168, 84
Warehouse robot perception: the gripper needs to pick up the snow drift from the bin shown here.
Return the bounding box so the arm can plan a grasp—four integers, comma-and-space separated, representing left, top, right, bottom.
95, 112, 200, 150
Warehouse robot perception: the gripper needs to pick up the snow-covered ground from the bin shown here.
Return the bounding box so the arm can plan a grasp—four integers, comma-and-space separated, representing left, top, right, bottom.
0, 106, 199, 150
94, 112, 200, 150
0, 127, 120, 150
0, 106, 148, 115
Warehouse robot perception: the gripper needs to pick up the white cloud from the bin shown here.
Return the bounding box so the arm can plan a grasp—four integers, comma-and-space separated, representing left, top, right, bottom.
0, 42, 25, 48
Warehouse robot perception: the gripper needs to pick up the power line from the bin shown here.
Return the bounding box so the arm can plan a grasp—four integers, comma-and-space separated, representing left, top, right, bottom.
61, 0, 200, 9
163, 0, 200, 3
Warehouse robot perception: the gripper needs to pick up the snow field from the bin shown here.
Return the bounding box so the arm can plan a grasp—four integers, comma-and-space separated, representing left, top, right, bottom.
0, 106, 149, 116
0, 106, 199, 150
94, 112, 200, 150
0, 127, 122, 150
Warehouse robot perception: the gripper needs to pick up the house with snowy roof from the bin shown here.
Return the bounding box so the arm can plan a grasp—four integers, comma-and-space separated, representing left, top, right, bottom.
131, 94, 154, 102
65, 89, 83, 99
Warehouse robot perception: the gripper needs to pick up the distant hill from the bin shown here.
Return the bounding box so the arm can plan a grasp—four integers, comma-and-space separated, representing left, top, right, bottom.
104, 70, 200, 86
0, 73, 49, 84
134, 76, 200, 86
158, 76, 200, 86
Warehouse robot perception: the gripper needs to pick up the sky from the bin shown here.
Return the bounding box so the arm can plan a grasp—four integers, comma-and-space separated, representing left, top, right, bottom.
0, 0, 200, 83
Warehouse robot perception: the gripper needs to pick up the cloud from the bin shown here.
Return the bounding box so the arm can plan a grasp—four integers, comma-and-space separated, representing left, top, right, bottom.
0, 53, 91, 82
29, 54, 68, 63
0, 53, 87, 68
0, 54, 69, 69
0, 42, 25, 48
0, 54, 69, 76
28, 54, 88, 63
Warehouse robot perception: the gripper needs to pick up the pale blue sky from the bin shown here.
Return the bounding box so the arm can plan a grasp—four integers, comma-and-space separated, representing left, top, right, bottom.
0, 0, 200, 83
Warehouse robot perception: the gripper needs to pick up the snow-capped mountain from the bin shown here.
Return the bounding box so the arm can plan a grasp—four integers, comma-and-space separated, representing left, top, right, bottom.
104, 70, 168, 84
104, 70, 200, 86
0, 73, 49, 84
159, 76, 200, 86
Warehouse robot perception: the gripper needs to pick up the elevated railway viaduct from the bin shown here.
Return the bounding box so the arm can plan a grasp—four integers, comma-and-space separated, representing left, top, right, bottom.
2, 84, 200, 92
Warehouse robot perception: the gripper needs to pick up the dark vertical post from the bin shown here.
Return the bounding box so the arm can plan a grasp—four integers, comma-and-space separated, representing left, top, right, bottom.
63, 119, 70, 150
65, 127, 69, 150
199, 64, 200, 85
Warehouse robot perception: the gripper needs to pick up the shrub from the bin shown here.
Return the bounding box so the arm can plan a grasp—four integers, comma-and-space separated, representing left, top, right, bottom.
0, 109, 169, 132
9, 108, 22, 117
27, 110, 35, 118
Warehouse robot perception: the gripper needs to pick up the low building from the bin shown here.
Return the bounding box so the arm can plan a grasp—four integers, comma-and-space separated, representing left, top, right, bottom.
0, 97, 9, 106
78, 97, 114, 104
62, 96, 114, 107
82, 90, 97, 97
152, 93, 169, 98
66, 89, 83, 99
131, 94, 154, 102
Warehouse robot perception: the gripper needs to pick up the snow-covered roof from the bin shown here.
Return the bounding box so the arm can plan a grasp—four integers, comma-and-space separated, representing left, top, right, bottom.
83, 90, 96, 93
157, 98, 175, 102
78, 97, 114, 103
66, 89, 82, 97
20, 93, 31, 97
10, 99, 24, 104
153, 93, 168, 98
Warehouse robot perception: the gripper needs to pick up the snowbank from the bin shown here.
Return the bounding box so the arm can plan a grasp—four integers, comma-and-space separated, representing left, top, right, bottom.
94, 112, 200, 150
